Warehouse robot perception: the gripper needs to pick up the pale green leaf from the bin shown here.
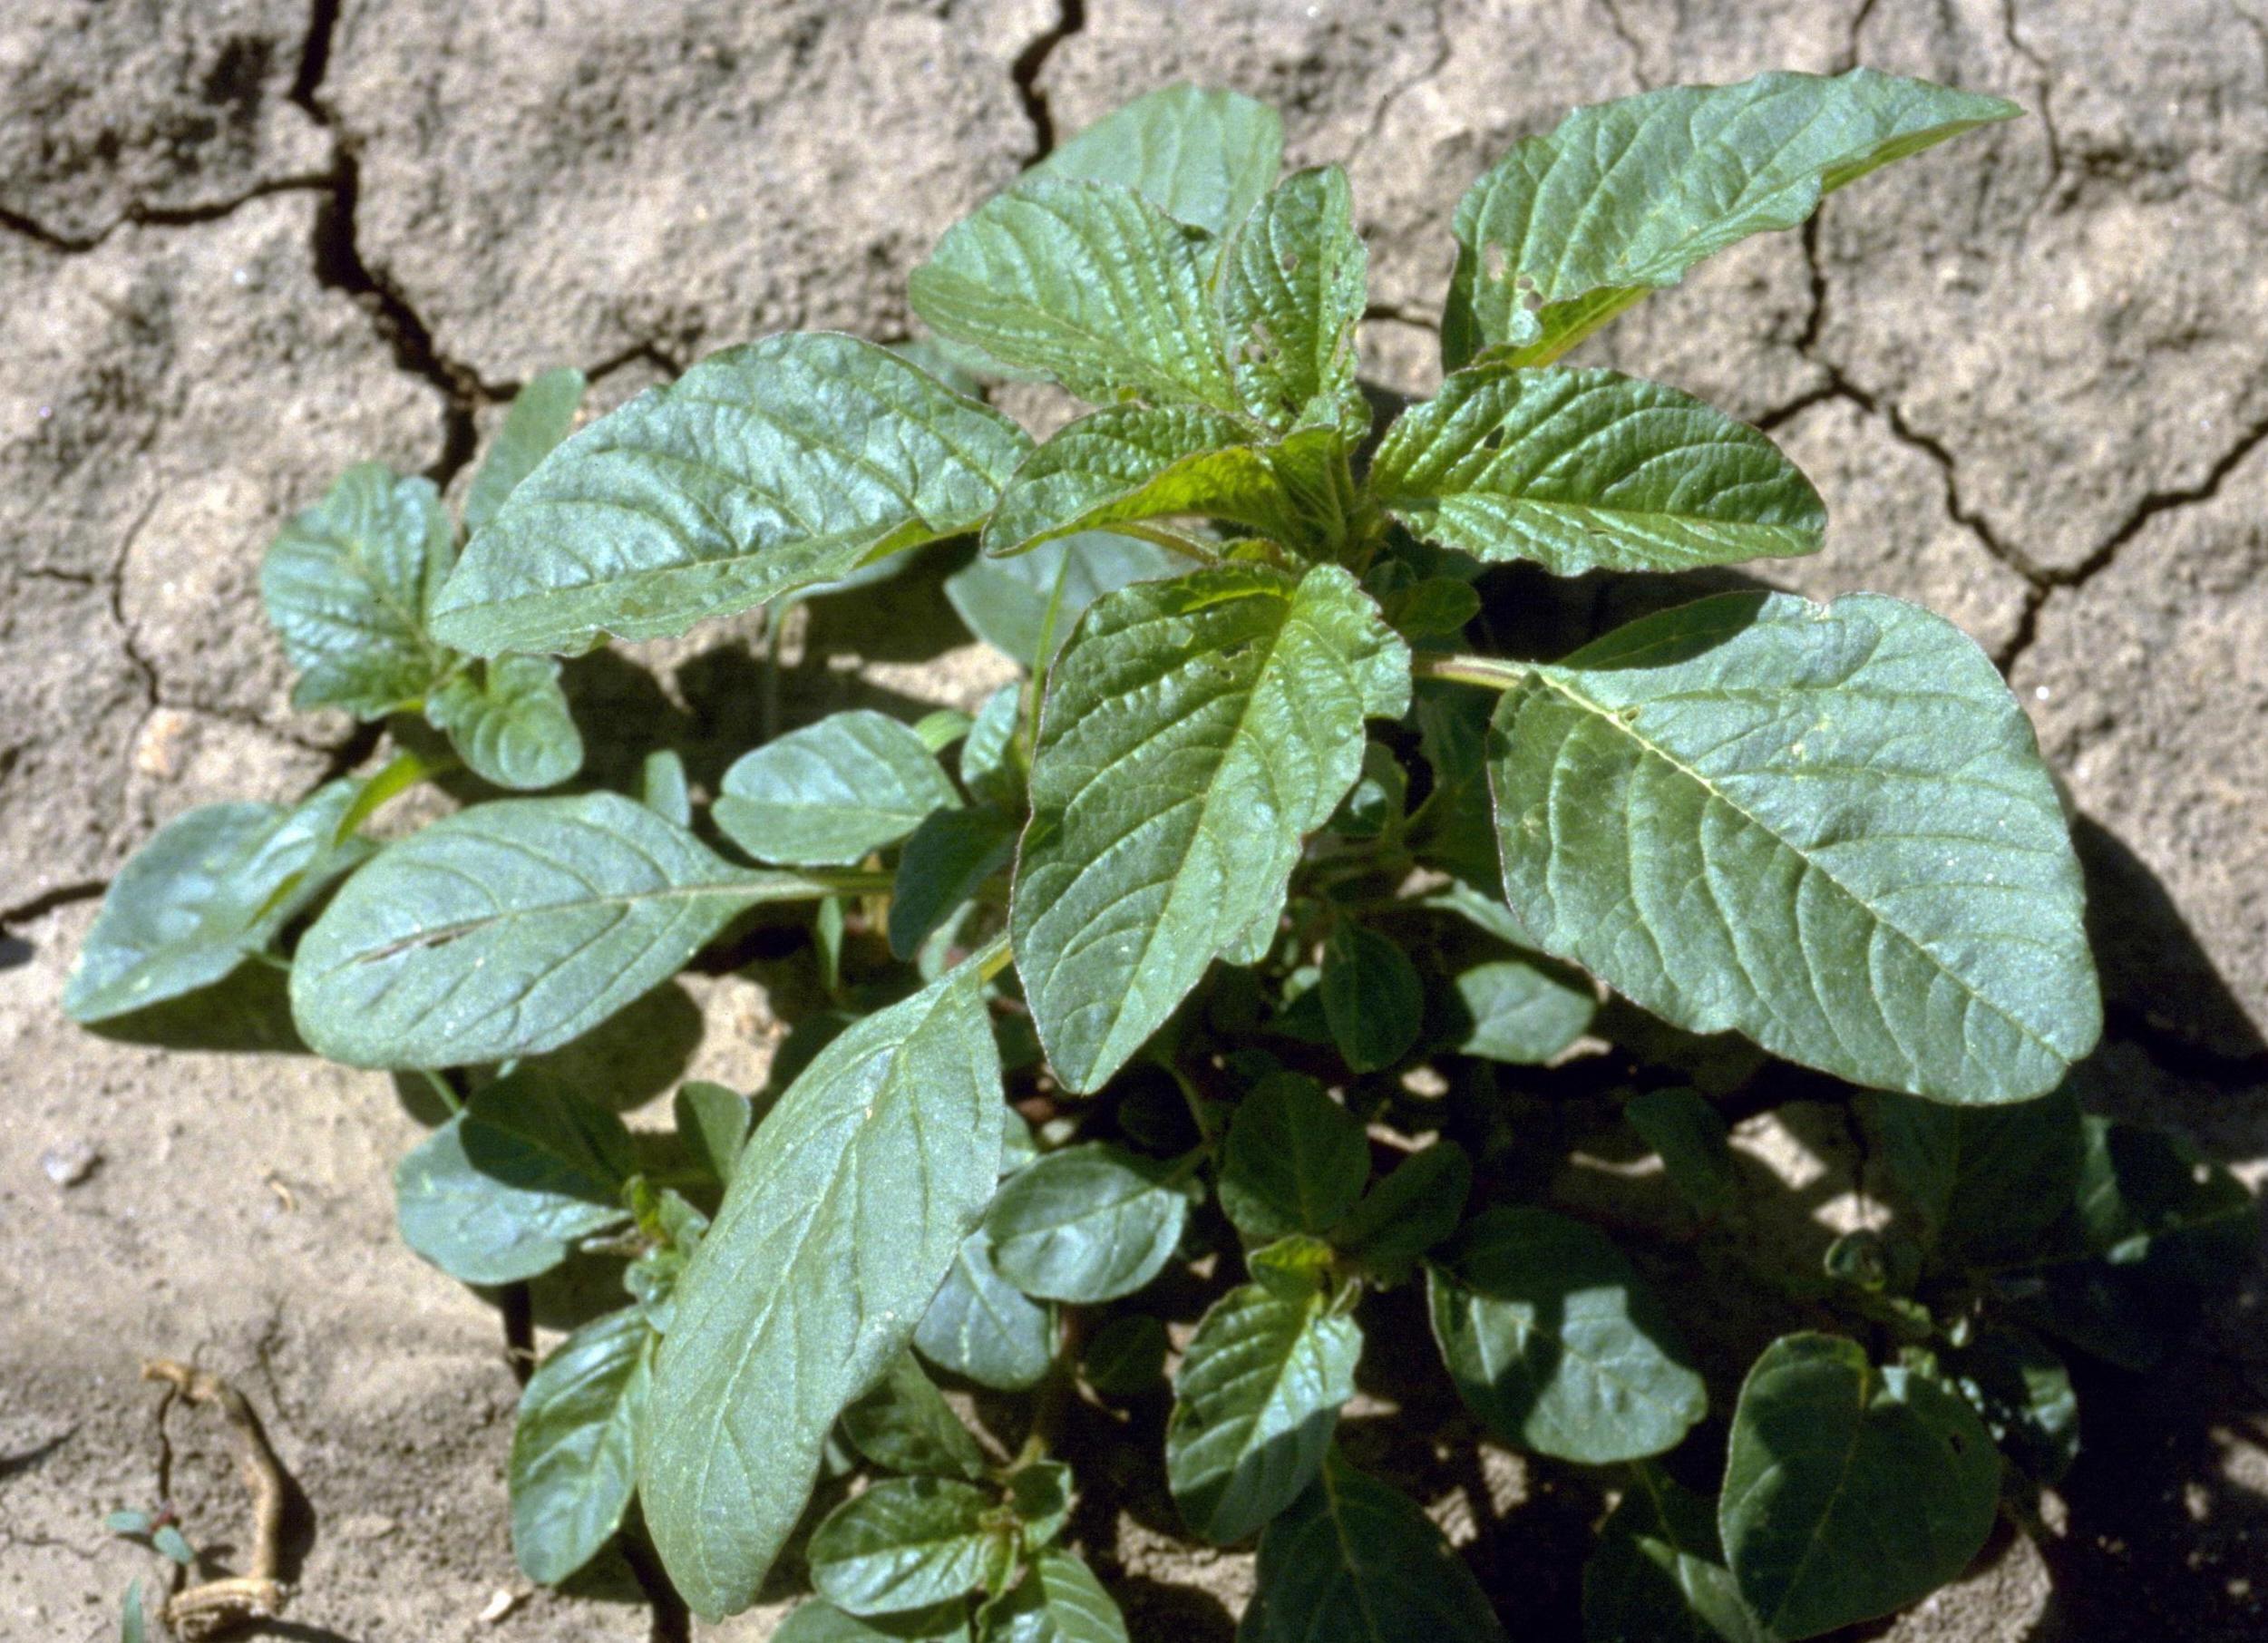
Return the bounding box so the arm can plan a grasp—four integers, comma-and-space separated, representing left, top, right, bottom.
980, 1547, 1130, 1643
261, 462, 454, 715
891, 808, 1019, 962
673, 1081, 753, 1186
810, 1477, 1006, 1618
916, 1235, 1056, 1392
1443, 69, 2020, 368
429, 334, 1031, 656
641, 748, 693, 826
1167, 1282, 1362, 1542
843, 1353, 989, 1483
1238, 1453, 1508, 1643
985, 1143, 1188, 1304
1013, 564, 1409, 1092
948, 534, 1180, 673
291, 792, 840, 1068
1487, 591, 2099, 1103
1451, 955, 1596, 1065
1220, 166, 1367, 432
426, 654, 585, 791
960, 685, 1025, 802
642, 965, 1004, 1619
394, 1073, 636, 1284
715, 710, 961, 867
910, 180, 1239, 411
1720, 1333, 1999, 1638
64, 781, 370, 1023
467, 366, 589, 536
1217, 1072, 1369, 1244
511, 1306, 651, 1584
1319, 923, 1424, 1072
1370, 365, 1823, 576
1037, 83, 1282, 237
1428, 1206, 1705, 1463
1582, 1465, 1773, 1643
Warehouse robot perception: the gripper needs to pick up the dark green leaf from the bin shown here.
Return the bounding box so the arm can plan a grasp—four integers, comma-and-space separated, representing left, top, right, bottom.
917, 1235, 1056, 1392
1443, 69, 2020, 368
1334, 1142, 1472, 1287
1239, 1453, 1508, 1643
260, 462, 453, 715
426, 655, 585, 791
810, 1477, 1007, 1617
1428, 1206, 1705, 1463
2062, 1115, 2256, 1284
1325, 742, 1405, 840
1719, 1333, 2000, 1638
1167, 1281, 1362, 1542
945, 534, 1180, 673
466, 366, 589, 536
510, 1306, 652, 1584
1582, 1465, 1772, 1643
843, 1353, 989, 1483
1036, 83, 1282, 237
778, 1599, 973, 1642
1217, 1072, 1370, 1242
1487, 591, 2100, 1103
430, 334, 1031, 656
1450, 954, 1594, 1065
64, 781, 370, 1023
1083, 1314, 1169, 1397
1378, 577, 1480, 639
394, 1073, 635, 1284
1626, 1089, 1739, 1219
292, 792, 838, 1068
1944, 1321, 2078, 1484
640, 964, 1004, 1618
673, 1081, 753, 1186
1372, 365, 1824, 575
980, 1547, 1131, 1643
1868, 1086, 2085, 1266
1014, 564, 1408, 1092
1319, 923, 1424, 1073
1006, 1460, 1074, 1549
985, 1143, 1188, 1303
1221, 166, 1367, 433
716, 710, 962, 867
891, 808, 1019, 962
910, 180, 1240, 411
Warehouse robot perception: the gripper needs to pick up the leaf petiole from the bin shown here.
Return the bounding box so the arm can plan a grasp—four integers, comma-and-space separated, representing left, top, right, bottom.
1408, 652, 1534, 692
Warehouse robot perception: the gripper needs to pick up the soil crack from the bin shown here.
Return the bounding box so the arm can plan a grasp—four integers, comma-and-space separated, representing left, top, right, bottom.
1010, 0, 1089, 165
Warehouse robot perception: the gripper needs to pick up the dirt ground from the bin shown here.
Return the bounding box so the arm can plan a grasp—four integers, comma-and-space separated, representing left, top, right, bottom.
4, 2, 2265, 1639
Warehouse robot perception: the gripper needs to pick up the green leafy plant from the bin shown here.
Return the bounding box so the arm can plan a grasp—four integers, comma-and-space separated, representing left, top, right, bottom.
64, 73, 2256, 1640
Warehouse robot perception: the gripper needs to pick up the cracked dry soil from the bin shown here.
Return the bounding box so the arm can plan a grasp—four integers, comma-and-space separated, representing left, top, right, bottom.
4, 2, 2266, 1639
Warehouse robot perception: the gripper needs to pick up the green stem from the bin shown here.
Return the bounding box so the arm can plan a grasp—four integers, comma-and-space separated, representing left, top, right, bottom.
1408, 652, 1534, 692
418, 1067, 462, 1115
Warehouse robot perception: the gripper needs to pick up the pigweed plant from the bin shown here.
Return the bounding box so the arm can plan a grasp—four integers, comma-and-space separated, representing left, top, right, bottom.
68, 73, 2254, 1641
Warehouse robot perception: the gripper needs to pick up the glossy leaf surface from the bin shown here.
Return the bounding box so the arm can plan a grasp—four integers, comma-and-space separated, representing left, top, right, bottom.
716, 710, 962, 868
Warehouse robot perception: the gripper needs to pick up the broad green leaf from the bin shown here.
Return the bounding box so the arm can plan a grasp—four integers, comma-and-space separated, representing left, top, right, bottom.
1334, 1142, 1472, 1287
1319, 924, 1423, 1073
673, 1080, 753, 1186
1167, 1281, 1362, 1542
260, 462, 453, 715
910, 180, 1239, 411
891, 808, 1020, 962
961, 685, 1025, 803
947, 533, 1180, 674
985, 1143, 1188, 1303
467, 366, 589, 536
64, 782, 370, 1024
982, 1547, 1130, 1643
1720, 1334, 1999, 1638
291, 792, 838, 1068
1428, 1206, 1705, 1463
1037, 83, 1282, 237
1868, 1086, 2085, 1266
917, 1235, 1056, 1391
1220, 166, 1367, 432
983, 408, 1329, 557
843, 1353, 989, 1483
1626, 1089, 1739, 1219
1082, 1314, 1169, 1398
810, 1477, 1007, 1618
1486, 591, 2099, 1103
510, 1305, 651, 1584
641, 964, 1004, 1619
394, 1074, 636, 1284
1218, 1072, 1370, 1243
1443, 69, 2021, 368
1943, 1321, 2078, 1484
426, 655, 585, 791
779, 1599, 972, 1642
641, 748, 693, 826
429, 334, 1031, 656
1373, 365, 1823, 576
1014, 564, 1409, 1091
1239, 1453, 1509, 1643
2061, 1115, 2256, 1284
1377, 575, 1480, 640
716, 710, 962, 867
1451, 955, 1596, 1064
1325, 742, 1406, 840
1582, 1465, 1772, 1643
1410, 686, 1503, 891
